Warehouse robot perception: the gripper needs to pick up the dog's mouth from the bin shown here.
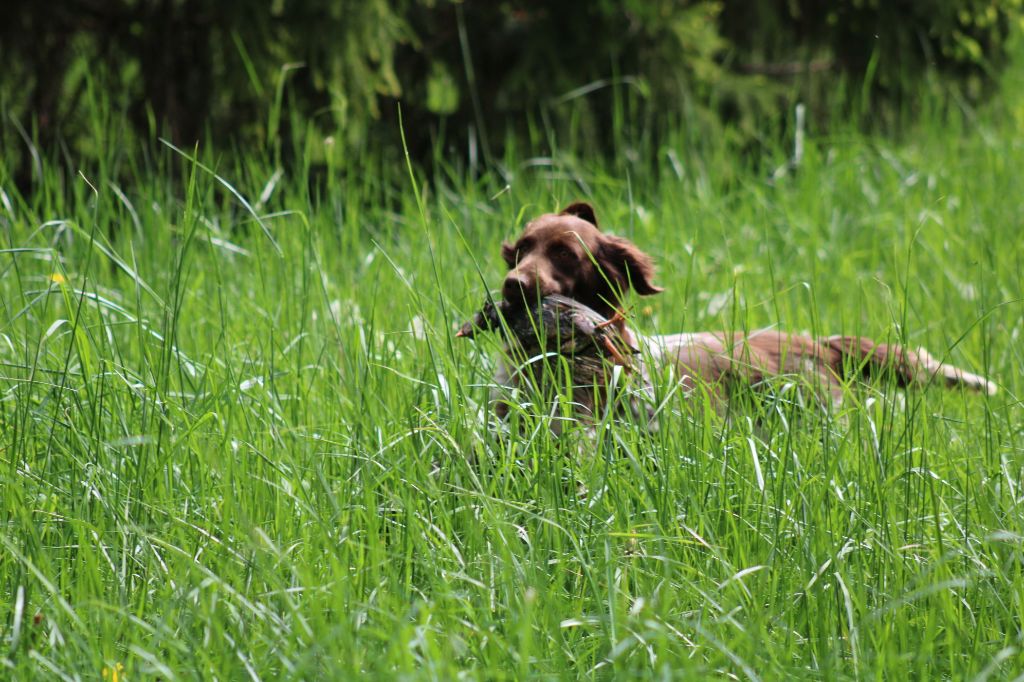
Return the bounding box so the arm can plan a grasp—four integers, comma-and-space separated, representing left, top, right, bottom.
501, 272, 561, 311
502, 286, 561, 313
500, 297, 529, 314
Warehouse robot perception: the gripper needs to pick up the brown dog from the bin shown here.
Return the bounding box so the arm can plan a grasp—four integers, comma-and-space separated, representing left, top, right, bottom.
492, 202, 995, 421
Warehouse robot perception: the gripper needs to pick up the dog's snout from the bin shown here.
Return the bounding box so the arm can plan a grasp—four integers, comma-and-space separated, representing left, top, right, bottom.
502, 273, 532, 304
503, 270, 558, 308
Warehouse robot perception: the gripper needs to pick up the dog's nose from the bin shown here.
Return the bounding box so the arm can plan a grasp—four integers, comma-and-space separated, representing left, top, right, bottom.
502, 273, 534, 306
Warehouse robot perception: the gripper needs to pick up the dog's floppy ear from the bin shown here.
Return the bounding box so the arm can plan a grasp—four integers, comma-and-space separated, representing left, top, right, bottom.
560, 202, 598, 228
501, 241, 516, 267
598, 235, 664, 296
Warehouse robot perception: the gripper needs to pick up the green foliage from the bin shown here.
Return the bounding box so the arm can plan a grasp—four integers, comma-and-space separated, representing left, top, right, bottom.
2, 1, 1020, 179
0, 71, 1023, 678
391, 1, 743, 164
0, 0, 414, 170
722, 0, 1023, 120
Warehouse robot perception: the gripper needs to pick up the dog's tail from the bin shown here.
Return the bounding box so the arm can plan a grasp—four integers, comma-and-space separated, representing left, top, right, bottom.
822, 336, 997, 395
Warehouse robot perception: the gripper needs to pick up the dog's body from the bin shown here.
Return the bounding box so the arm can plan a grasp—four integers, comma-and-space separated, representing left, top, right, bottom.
487, 202, 994, 423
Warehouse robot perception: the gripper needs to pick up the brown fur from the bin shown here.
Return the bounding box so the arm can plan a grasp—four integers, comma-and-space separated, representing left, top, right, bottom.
502, 202, 662, 319
490, 203, 995, 421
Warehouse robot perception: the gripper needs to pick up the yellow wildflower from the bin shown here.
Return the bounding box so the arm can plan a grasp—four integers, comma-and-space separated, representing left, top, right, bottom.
102, 662, 125, 681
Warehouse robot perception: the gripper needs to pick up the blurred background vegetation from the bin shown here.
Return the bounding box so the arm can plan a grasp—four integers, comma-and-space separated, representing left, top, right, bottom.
2, 0, 1021, 184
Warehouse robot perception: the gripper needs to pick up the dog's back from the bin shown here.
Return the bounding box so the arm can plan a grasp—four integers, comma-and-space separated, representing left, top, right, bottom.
480, 202, 995, 424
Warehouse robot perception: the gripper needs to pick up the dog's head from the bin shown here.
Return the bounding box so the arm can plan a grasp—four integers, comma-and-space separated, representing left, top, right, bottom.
501, 202, 663, 318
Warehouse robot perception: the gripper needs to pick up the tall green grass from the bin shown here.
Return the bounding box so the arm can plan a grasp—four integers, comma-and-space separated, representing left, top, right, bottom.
1, 85, 1023, 679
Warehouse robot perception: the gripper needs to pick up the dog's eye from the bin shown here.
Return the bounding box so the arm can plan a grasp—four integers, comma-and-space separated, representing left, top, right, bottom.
550, 246, 575, 263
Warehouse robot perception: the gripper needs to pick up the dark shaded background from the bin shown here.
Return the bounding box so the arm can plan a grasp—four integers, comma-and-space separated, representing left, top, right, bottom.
1, 0, 1017, 181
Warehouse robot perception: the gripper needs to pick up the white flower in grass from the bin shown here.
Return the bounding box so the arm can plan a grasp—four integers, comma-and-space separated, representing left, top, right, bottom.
410, 315, 427, 340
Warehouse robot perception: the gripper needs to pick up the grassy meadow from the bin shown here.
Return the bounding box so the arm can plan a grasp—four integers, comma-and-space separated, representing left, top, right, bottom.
2, 85, 1024, 679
